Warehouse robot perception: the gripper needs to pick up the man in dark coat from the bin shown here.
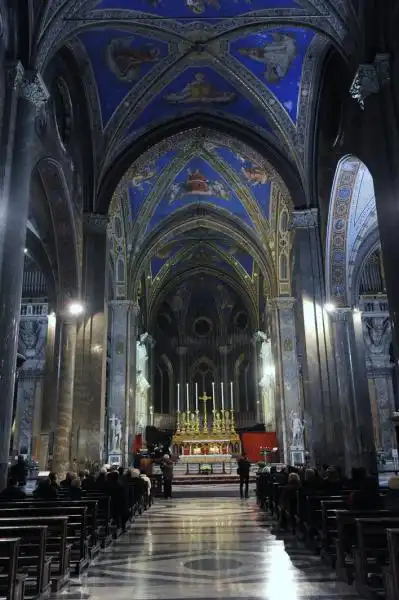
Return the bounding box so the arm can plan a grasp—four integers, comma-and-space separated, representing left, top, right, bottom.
10, 455, 27, 487
161, 455, 174, 499
237, 453, 251, 499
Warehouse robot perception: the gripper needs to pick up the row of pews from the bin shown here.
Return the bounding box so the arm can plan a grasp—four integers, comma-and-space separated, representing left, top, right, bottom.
257, 477, 399, 600
0, 483, 151, 600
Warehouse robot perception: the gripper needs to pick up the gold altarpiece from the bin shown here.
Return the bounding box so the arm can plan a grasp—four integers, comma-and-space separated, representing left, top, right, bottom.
172, 393, 241, 457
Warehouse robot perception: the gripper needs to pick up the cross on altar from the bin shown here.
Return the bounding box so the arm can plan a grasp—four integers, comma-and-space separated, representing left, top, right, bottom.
199, 392, 212, 432
199, 393, 212, 403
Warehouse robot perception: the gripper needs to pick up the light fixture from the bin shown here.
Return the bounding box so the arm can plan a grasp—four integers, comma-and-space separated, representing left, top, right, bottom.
324, 303, 336, 313
24, 248, 28, 254
68, 302, 84, 316
353, 307, 361, 314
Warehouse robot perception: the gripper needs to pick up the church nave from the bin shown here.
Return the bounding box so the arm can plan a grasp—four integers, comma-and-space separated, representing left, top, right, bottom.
59, 496, 366, 600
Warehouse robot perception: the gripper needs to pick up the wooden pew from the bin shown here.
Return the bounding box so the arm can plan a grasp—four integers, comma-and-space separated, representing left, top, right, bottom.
385, 528, 399, 600
0, 538, 26, 600
0, 506, 89, 575
319, 499, 348, 564
0, 517, 70, 592
335, 509, 393, 584
300, 492, 351, 549
0, 526, 51, 599
10, 500, 101, 559
353, 517, 399, 598
80, 493, 113, 546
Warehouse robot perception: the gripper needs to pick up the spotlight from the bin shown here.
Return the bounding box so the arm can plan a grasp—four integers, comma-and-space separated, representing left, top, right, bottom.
68, 302, 84, 316
324, 303, 336, 313
24, 248, 28, 254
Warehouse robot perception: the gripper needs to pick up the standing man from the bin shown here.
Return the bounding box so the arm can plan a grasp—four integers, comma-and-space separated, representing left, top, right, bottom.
161, 454, 174, 499
237, 453, 251, 499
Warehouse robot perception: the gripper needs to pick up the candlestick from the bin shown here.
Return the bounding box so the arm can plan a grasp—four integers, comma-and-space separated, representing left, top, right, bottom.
195, 382, 198, 411
186, 382, 189, 413
221, 382, 224, 411
177, 383, 180, 412
230, 381, 233, 410
211, 381, 215, 411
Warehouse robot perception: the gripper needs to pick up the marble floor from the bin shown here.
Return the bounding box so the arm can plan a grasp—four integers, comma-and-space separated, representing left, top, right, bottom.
57, 494, 367, 600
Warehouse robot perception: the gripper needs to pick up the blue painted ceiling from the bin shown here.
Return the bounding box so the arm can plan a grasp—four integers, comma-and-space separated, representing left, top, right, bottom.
76, 0, 316, 140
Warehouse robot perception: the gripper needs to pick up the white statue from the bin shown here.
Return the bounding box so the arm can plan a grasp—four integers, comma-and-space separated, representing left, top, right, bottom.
290, 411, 304, 447
259, 337, 276, 431
110, 414, 122, 452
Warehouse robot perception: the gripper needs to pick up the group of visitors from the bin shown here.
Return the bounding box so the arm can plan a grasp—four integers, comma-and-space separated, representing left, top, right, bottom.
260, 464, 399, 532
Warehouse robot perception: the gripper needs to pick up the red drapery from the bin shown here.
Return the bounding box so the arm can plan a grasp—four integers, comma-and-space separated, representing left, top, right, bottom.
132, 434, 143, 454
241, 432, 277, 462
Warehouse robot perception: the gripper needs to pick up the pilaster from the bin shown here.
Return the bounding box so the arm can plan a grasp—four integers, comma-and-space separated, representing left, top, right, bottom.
329, 307, 377, 475
73, 214, 109, 467
270, 297, 303, 464
290, 208, 339, 466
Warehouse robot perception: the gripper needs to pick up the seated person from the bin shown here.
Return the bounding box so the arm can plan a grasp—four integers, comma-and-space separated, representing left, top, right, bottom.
279, 472, 301, 531
60, 471, 75, 488
348, 476, 383, 510
33, 478, 57, 500
106, 471, 129, 530
0, 476, 26, 500
49, 471, 60, 492
68, 477, 85, 500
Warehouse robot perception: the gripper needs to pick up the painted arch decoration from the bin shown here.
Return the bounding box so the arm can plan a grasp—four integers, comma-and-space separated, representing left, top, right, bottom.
326, 156, 378, 307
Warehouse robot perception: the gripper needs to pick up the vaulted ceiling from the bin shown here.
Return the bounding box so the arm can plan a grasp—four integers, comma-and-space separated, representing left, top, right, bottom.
38, 0, 357, 313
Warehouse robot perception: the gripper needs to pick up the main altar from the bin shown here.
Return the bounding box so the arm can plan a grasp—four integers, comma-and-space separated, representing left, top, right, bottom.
171, 392, 241, 459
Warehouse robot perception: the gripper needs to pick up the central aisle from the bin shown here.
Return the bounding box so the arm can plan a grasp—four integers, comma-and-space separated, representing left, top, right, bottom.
63, 496, 365, 600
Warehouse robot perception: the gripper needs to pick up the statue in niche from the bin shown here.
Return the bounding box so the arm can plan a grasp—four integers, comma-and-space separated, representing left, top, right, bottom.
164, 73, 236, 105
238, 33, 297, 83
18, 320, 43, 359
107, 37, 160, 82
290, 411, 304, 448
110, 414, 122, 453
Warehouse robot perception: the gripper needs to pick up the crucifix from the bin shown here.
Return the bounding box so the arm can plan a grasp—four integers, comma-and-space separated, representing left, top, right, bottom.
199, 392, 212, 433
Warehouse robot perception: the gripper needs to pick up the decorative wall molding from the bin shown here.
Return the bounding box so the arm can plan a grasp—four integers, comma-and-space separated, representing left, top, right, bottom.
290, 208, 318, 229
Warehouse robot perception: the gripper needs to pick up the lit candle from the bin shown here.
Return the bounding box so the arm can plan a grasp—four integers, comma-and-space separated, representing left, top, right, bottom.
186, 382, 189, 413
230, 381, 234, 410
195, 382, 198, 411
221, 382, 224, 411
177, 383, 180, 412
211, 381, 215, 410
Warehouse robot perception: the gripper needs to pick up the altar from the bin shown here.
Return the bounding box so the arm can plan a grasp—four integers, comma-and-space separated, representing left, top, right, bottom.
171, 391, 241, 461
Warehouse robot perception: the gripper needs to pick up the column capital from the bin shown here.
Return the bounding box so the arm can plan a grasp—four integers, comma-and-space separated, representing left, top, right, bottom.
270, 297, 296, 310
289, 208, 318, 229
83, 213, 109, 233
8, 66, 50, 108
329, 307, 353, 322
177, 346, 187, 356
109, 299, 139, 315
349, 54, 390, 109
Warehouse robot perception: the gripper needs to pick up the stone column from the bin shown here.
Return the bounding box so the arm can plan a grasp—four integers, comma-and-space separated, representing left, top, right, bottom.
271, 298, 303, 464
290, 208, 339, 465
39, 312, 57, 469
251, 335, 262, 423
53, 316, 78, 477
73, 214, 108, 468
107, 300, 136, 466
329, 308, 377, 475
0, 66, 49, 489
258, 335, 276, 432
127, 305, 139, 464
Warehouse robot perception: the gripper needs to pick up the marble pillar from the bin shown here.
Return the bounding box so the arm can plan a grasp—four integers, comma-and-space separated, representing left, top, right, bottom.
0, 66, 49, 489
135, 336, 150, 442
39, 312, 57, 469
107, 300, 137, 466
53, 317, 78, 478
329, 308, 377, 475
14, 301, 48, 457
271, 298, 303, 464
252, 334, 263, 423
361, 301, 396, 458
73, 214, 108, 468
258, 334, 276, 432
127, 305, 139, 464
290, 208, 340, 465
